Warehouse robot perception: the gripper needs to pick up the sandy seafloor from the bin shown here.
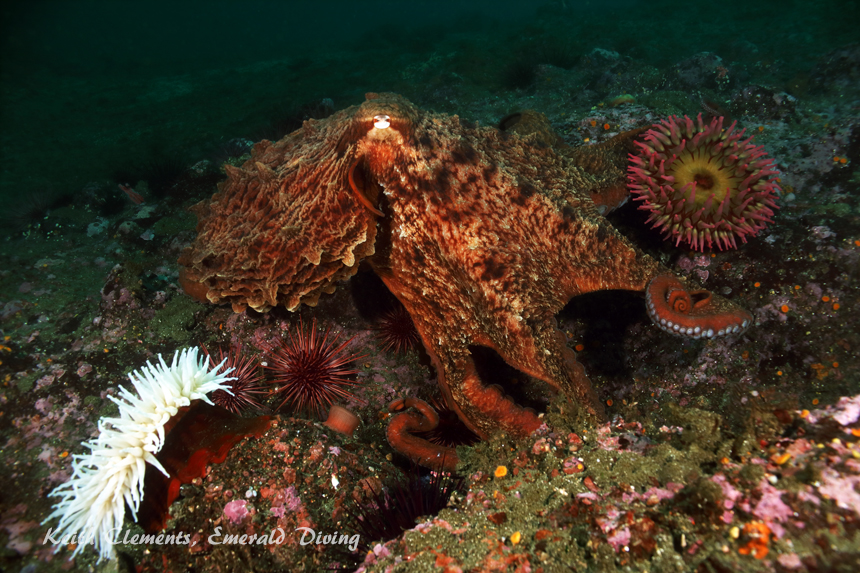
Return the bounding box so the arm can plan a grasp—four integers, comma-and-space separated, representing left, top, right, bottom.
1, 1, 860, 571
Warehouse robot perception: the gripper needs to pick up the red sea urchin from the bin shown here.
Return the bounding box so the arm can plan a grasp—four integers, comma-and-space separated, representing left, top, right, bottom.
627, 113, 780, 251
204, 346, 266, 414
375, 305, 421, 353
266, 319, 365, 417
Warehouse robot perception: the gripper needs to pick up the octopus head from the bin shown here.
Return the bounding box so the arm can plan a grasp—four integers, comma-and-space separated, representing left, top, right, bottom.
339, 93, 425, 218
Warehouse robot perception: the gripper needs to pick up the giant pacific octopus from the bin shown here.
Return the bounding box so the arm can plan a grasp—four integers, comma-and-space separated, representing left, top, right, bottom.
179, 93, 753, 470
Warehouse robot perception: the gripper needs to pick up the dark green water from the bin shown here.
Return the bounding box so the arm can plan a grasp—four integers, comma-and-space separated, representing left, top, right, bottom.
1, 0, 856, 209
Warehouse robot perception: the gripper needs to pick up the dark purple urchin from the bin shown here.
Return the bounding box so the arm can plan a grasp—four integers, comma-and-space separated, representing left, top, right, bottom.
266, 319, 365, 417
413, 396, 480, 449
375, 305, 421, 353
342, 468, 464, 559
204, 346, 267, 414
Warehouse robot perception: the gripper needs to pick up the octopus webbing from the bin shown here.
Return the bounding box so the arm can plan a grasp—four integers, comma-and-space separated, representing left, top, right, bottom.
178, 93, 752, 470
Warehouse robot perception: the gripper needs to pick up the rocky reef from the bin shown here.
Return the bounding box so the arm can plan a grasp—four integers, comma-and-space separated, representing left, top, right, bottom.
1, 17, 859, 573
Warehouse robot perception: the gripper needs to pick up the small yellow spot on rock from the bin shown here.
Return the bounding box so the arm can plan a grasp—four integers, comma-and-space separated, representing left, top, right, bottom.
59, 451, 69, 458
772, 452, 791, 465
813, 398, 819, 405
510, 531, 521, 544
729, 526, 740, 539
495, 465, 508, 478
754, 282, 761, 288
800, 409, 809, 418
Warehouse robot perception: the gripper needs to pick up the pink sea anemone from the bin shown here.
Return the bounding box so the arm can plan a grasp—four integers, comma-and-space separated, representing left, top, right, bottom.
627, 114, 780, 251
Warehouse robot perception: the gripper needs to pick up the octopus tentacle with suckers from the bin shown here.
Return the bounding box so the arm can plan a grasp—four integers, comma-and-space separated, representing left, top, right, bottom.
179, 93, 753, 470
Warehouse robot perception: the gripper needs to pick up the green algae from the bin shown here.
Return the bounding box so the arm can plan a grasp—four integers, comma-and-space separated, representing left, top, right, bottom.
149, 295, 200, 345
151, 209, 196, 236
15, 373, 34, 394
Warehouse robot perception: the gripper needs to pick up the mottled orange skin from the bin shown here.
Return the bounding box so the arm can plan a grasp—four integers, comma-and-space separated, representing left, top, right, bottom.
499, 109, 645, 215
180, 93, 752, 464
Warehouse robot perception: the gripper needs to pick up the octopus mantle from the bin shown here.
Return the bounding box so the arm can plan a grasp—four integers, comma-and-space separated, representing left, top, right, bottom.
179, 93, 752, 468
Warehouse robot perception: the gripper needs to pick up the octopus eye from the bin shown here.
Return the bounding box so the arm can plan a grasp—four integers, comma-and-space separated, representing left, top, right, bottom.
373, 114, 391, 129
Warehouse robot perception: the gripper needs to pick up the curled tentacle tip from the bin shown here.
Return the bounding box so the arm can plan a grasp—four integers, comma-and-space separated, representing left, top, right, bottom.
646, 275, 752, 339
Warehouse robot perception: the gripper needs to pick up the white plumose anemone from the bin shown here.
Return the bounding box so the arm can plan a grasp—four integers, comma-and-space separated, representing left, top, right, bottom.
43, 347, 235, 561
